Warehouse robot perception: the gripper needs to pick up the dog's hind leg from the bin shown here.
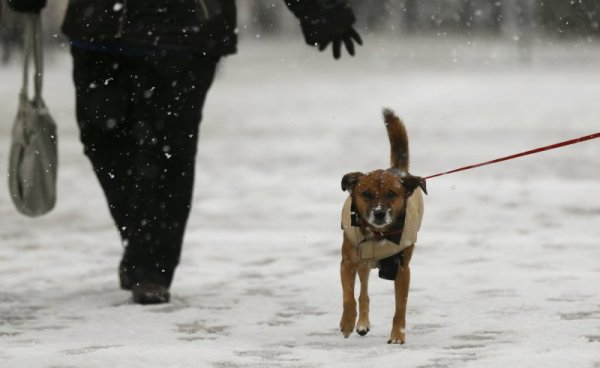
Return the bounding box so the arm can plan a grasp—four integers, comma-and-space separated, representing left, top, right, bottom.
340, 237, 358, 338
389, 245, 414, 344
356, 263, 371, 336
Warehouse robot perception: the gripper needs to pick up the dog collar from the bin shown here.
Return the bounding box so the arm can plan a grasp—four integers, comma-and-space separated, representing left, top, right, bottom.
372, 228, 404, 240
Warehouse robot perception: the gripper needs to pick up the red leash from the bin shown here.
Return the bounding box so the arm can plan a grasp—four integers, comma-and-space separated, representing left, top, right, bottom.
425, 132, 600, 180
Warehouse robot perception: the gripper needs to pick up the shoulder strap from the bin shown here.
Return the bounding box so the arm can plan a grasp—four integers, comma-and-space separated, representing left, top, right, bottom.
21, 14, 44, 107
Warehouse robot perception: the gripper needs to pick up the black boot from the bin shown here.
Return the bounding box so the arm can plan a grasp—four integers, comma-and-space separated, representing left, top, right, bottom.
131, 283, 170, 304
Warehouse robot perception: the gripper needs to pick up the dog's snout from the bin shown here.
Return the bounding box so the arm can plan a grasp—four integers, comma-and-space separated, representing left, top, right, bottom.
373, 209, 386, 220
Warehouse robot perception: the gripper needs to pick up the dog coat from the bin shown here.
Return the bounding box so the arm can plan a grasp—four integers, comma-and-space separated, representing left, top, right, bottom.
341, 188, 424, 263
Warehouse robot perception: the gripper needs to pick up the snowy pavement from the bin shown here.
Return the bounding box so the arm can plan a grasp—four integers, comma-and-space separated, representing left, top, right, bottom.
1, 36, 600, 367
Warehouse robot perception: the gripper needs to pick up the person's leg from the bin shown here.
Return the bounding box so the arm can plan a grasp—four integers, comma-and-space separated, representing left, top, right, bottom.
71, 46, 219, 302
71, 47, 135, 235
118, 50, 219, 290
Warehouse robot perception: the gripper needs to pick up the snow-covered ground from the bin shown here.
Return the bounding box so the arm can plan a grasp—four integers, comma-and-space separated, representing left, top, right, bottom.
1, 35, 600, 367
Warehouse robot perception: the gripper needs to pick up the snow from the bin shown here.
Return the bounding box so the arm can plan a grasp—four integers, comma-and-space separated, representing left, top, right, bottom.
1, 35, 600, 367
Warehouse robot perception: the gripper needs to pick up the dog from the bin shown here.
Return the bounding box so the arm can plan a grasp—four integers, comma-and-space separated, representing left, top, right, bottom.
339, 109, 426, 344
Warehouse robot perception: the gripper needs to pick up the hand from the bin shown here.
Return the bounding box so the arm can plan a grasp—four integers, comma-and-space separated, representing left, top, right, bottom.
296, 0, 363, 60
317, 27, 362, 60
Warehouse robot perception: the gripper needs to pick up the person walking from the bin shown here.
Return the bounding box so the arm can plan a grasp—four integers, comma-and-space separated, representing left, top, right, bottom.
8, 0, 362, 304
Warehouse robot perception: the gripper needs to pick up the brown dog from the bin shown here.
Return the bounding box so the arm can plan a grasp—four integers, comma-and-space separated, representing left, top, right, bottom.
339, 109, 426, 344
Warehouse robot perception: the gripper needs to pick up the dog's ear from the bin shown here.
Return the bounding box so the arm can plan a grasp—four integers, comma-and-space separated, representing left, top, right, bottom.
401, 175, 427, 196
341, 172, 363, 193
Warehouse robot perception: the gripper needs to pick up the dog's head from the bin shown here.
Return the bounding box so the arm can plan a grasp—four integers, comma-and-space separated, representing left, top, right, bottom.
342, 169, 427, 230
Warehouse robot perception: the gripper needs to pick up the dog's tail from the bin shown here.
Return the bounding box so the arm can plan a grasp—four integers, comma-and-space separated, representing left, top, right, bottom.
383, 108, 409, 171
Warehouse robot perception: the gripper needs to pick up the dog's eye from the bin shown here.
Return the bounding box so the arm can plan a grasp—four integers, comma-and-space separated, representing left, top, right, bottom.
361, 191, 374, 200
386, 191, 397, 199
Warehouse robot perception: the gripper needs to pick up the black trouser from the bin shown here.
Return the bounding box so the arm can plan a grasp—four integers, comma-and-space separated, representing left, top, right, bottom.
71, 46, 218, 288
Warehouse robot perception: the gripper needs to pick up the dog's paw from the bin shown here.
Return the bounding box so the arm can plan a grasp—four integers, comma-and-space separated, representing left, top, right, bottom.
356, 325, 370, 336
387, 329, 405, 344
387, 338, 405, 344
339, 311, 357, 338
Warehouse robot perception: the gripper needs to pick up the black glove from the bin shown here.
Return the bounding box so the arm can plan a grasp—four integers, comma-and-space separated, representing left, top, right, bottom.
292, 0, 363, 59
7, 0, 47, 13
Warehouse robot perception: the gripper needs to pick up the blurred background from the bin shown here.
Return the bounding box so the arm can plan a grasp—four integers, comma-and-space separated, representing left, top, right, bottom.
1, 0, 600, 65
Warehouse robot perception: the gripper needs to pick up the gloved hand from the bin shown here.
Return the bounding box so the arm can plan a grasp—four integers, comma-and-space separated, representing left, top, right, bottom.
297, 0, 362, 59
7, 0, 47, 13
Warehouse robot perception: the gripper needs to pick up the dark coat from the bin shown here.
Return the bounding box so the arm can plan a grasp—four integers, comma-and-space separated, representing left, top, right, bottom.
62, 0, 238, 56
9, 0, 355, 57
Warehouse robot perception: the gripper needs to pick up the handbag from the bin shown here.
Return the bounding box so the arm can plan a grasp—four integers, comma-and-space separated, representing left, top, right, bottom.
8, 14, 58, 217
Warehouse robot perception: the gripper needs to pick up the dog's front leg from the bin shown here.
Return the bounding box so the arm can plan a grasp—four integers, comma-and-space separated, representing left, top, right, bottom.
340, 237, 358, 338
356, 263, 371, 336
389, 245, 414, 344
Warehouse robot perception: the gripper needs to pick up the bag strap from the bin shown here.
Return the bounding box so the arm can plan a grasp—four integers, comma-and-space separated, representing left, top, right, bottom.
20, 14, 44, 107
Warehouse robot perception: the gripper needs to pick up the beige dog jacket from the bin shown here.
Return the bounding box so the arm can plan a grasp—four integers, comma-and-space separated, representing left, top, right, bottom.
341, 188, 424, 262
